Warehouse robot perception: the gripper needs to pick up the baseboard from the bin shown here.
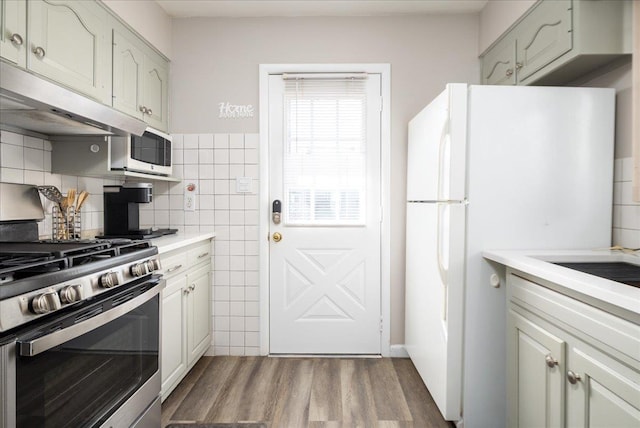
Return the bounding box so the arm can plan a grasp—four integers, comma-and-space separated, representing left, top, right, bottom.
389, 344, 409, 358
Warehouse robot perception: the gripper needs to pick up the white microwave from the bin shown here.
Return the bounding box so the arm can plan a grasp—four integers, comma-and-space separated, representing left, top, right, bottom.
111, 127, 172, 176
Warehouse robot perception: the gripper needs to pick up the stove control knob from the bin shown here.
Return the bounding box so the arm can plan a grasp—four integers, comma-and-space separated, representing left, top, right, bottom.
99, 272, 119, 288
146, 259, 161, 272
31, 291, 62, 314
59, 285, 83, 304
130, 262, 149, 277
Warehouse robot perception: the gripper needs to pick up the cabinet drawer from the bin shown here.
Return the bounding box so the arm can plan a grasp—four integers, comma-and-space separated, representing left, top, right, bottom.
188, 242, 212, 267
509, 274, 640, 362
160, 251, 188, 279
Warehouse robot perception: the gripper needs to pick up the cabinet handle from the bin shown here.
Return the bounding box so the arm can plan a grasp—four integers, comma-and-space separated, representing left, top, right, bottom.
146, 108, 153, 115
545, 355, 558, 368
515, 62, 523, 71
197, 252, 210, 259
33, 46, 46, 58
505, 68, 514, 77
183, 288, 190, 295
189, 284, 195, 292
166, 264, 183, 273
10, 33, 23, 46
139, 105, 148, 114
567, 370, 581, 384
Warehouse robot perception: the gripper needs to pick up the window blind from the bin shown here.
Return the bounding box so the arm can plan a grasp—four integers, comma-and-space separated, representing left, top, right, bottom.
283, 77, 368, 226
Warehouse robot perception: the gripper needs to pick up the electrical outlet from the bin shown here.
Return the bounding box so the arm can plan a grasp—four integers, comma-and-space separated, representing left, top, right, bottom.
184, 183, 197, 211
184, 193, 196, 211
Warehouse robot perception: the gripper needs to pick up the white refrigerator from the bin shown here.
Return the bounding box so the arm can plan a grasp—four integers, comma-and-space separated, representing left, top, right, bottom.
405, 84, 614, 427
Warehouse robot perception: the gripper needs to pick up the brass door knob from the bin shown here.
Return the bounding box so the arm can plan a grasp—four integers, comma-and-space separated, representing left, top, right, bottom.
272, 232, 282, 242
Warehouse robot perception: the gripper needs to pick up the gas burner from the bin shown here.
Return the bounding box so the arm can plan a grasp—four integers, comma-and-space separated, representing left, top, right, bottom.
0, 238, 160, 332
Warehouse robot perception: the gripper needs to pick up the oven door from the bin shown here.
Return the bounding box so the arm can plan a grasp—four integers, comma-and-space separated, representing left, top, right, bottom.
8, 277, 161, 428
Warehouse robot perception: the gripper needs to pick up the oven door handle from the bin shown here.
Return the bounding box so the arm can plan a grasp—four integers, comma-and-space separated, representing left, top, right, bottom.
17, 282, 161, 357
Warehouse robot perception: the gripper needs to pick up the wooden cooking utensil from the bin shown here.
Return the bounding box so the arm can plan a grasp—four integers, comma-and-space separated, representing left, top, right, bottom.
76, 191, 89, 211
67, 189, 76, 210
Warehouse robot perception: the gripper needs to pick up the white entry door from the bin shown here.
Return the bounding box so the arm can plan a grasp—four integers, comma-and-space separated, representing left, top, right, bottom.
268, 73, 382, 354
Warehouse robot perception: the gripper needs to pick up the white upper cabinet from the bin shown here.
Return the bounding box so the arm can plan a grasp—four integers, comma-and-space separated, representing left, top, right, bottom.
481, 37, 516, 86
0, 0, 27, 67
112, 22, 169, 132
112, 28, 144, 121
481, 0, 631, 86
1, 0, 169, 132
141, 52, 168, 131
27, 0, 111, 103
515, 0, 572, 84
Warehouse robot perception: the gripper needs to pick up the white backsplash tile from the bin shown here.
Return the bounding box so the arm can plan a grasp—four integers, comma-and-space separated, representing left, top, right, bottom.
183, 134, 199, 149
229, 134, 244, 149
612, 157, 640, 248
23, 136, 44, 150
1, 142, 25, 168
198, 164, 214, 180
214, 134, 229, 149
198, 133, 214, 149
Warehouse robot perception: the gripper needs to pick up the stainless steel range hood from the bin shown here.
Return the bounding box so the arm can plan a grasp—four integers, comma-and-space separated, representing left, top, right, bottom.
0, 62, 147, 137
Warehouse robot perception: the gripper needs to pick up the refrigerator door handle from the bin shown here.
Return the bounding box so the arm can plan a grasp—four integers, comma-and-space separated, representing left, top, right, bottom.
437, 119, 451, 201
436, 203, 448, 323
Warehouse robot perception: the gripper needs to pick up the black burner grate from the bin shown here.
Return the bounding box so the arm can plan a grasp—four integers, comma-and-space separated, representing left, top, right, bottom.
0, 239, 153, 283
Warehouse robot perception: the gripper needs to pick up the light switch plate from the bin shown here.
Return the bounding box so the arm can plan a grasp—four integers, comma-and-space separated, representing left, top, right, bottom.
236, 177, 252, 193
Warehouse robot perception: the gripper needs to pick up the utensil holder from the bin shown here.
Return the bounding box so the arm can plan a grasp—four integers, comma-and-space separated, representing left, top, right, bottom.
52, 205, 81, 241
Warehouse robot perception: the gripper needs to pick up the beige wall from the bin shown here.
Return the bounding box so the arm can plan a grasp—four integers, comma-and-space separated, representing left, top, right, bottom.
170, 15, 481, 345
478, 0, 535, 54
102, 0, 173, 59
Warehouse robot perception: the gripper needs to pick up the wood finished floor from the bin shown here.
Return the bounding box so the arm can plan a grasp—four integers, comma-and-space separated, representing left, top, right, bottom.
162, 356, 454, 428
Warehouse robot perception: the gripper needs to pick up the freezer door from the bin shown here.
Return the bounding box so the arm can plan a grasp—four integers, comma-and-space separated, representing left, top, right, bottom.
407, 84, 467, 202
405, 202, 466, 421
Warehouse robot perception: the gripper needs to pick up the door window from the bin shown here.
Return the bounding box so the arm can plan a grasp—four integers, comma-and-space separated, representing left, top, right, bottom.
283, 78, 367, 226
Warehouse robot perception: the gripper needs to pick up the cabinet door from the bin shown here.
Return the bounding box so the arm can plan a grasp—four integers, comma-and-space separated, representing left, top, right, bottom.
27, 0, 110, 103
186, 264, 211, 366
482, 38, 516, 85
516, 0, 572, 84
508, 309, 566, 428
161, 275, 187, 399
142, 53, 169, 131
0, 0, 26, 66
566, 346, 640, 428
112, 29, 144, 120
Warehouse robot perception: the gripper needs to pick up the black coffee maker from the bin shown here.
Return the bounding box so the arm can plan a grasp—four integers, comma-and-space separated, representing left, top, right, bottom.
98, 183, 176, 239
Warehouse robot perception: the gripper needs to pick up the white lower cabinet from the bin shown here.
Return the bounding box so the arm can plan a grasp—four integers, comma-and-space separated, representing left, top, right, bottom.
567, 345, 640, 427
161, 274, 188, 395
507, 273, 640, 428
160, 239, 212, 401
187, 264, 211, 366
508, 309, 565, 427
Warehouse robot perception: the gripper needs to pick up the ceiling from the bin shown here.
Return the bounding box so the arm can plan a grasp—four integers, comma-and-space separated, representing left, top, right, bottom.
156, 0, 489, 18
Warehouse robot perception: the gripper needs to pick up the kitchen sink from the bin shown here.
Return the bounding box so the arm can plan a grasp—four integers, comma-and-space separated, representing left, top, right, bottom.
553, 262, 640, 288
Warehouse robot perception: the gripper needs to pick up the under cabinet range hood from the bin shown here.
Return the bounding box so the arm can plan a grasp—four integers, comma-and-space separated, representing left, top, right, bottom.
0, 62, 147, 137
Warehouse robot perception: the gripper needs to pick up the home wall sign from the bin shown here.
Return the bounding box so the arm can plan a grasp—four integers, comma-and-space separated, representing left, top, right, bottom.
218, 102, 254, 119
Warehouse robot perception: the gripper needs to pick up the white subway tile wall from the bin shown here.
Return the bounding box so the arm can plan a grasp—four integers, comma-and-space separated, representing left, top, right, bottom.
612, 157, 640, 248
140, 133, 261, 356
0, 130, 118, 238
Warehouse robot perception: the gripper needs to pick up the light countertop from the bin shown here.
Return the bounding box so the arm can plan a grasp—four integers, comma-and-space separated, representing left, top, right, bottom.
483, 249, 640, 318
149, 232, 215, 254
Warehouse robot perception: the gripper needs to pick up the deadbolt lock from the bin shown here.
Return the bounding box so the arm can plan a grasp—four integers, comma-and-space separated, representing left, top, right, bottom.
272, 232, 282, 242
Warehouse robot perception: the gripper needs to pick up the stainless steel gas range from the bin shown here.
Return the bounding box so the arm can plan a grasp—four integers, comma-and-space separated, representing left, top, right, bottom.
0, 186, 163, 428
